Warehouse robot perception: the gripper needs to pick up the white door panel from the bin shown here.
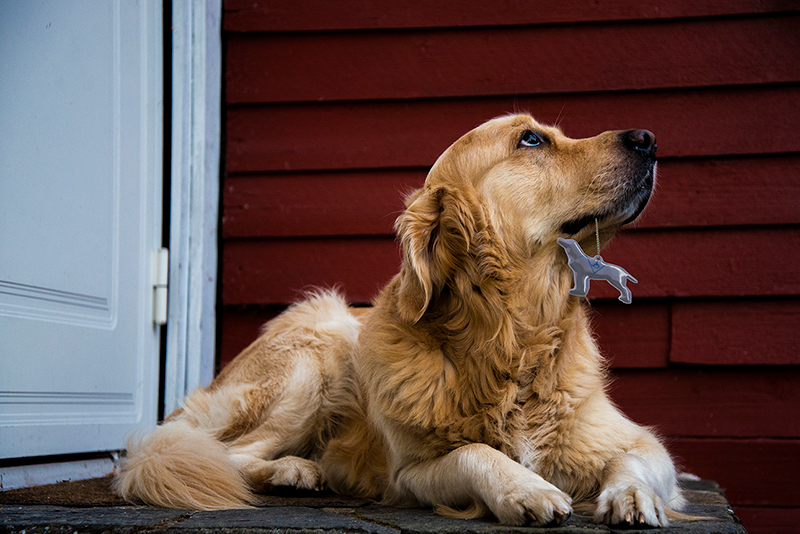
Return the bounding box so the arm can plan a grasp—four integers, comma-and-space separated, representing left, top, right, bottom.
0, 1, 162, 458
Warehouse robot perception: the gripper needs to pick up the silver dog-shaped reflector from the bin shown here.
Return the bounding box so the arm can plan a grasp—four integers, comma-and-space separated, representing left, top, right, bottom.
557, 238, 638, 304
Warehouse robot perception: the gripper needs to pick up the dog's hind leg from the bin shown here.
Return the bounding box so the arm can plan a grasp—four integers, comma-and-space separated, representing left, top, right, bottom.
220, 357, 331, 491
229, 450, 325, 492
223, 338, 354, 493
221, 292, 363, 495
115, 291, 361, 508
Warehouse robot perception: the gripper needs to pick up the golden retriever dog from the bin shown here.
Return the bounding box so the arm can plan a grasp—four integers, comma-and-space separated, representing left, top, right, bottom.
115, 114, 686, 527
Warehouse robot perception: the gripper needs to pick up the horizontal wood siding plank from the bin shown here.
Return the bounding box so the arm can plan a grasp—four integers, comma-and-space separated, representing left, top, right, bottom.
227, 16, 800, 103
638, 155, 800, 229
588, 301, 670, 368
222, 228, 800, 305
591, 227, 800, 300
733, 506, 800, 534
222, 170, 424, 238
671, 299, 800, 365
667, 438, 800, 507
226, 86, 800, 172
224, 0, 800, 32
222, 155, 800, 238
222, 237, 400, 305
609, 368, 800, 437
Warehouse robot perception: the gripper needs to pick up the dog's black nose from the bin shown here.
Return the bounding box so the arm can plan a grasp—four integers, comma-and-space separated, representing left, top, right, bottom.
622, 129, 657, 157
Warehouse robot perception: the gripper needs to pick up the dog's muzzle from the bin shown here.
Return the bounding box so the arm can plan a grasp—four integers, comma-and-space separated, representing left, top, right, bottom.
560, 129, 656, 236
619, 129, 656, 225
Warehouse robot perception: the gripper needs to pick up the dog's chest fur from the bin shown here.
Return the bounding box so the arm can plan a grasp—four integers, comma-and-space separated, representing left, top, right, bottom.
368, 276, 603, 493
428, 329, 579, 472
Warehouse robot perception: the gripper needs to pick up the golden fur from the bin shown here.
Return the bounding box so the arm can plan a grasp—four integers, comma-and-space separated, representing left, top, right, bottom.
115, 114, 686, 527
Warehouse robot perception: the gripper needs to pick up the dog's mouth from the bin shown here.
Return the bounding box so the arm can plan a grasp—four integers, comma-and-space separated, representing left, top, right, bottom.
559, 162, 655, 236
560, 213, 602, 236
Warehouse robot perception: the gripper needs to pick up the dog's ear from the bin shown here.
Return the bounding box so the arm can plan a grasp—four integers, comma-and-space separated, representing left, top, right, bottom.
394, 186, 478, 323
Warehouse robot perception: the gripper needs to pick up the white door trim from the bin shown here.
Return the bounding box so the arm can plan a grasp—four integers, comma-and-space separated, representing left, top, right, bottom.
163, 0, 222, 415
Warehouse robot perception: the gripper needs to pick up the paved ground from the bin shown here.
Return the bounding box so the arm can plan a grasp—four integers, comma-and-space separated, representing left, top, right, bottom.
0, 476, 746, 533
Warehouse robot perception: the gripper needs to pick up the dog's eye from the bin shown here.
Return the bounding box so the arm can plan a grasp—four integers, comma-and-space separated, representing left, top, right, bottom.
519, 131, 543, 148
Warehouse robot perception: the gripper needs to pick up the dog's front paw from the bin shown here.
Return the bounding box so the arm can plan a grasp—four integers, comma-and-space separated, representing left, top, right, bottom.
493, 478, 572, 527
594, 482, 668, 527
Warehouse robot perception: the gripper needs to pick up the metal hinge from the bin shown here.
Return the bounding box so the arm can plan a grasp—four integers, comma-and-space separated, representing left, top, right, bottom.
152, 248, 169, 325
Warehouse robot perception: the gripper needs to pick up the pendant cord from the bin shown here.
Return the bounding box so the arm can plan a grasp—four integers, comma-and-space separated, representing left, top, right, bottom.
595, 218, 601, 257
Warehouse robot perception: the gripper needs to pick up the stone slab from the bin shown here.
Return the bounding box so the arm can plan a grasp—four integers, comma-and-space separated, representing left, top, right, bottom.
0, 476, 746, 534
173, 506, 398, 533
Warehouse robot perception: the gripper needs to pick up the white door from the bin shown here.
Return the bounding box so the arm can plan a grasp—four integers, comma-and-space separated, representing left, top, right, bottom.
0, 1, 163, 458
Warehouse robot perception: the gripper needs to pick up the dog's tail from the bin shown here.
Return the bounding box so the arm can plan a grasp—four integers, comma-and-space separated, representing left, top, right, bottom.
113, 420, 253, 510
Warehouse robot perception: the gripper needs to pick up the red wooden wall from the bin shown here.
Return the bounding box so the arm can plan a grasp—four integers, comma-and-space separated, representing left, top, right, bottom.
220, 3, 800, 532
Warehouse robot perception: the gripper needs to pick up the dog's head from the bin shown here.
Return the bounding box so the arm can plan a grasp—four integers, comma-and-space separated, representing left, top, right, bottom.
395, 114, 655, 322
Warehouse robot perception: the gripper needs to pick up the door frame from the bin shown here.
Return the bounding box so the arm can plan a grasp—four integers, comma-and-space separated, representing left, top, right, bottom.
163, 0, 222, 416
